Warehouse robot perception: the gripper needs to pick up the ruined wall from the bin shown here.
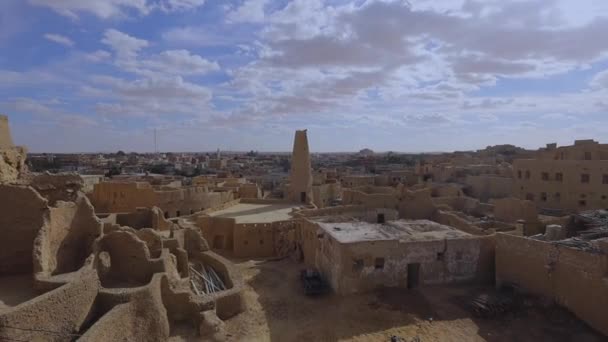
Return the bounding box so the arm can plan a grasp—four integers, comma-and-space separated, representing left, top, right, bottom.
492, 197, 538, 222
114, 207, 172, 231
433, 210, 488, 235
0, 146, 27, 183
33, 195, 102, 277
30, 173, 84, 205
465, 175, 513, 202
398, 189, 436, 219
197, 216, 236, 251
342, 189, 399, 210
90, 182, 234, 217
496, 234, 608, 336
0, 185, 47, 274
311, 182, 341, 208
0, 268, 99, 342
232, 220, 297, 258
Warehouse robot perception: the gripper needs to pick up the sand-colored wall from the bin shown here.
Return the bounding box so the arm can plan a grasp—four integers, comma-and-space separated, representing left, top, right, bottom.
0, 115, 13, 148
496, 234, 608, 336
310, 230, 493, 295
0, 185, 48, 274
491, 197, 538, 222
0, 146, 28, 183
312, 182, 341, 208
465, 175, 513, 202
513, 159, 608, 211
0, 268, 99, 342
90, 182, 234, 217
33, 195, 102, 277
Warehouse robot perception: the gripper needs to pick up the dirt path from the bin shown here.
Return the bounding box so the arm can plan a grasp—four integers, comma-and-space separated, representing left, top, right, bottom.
218, 258, 602, 342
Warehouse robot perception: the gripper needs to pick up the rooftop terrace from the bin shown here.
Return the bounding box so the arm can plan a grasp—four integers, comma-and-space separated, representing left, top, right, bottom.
313, 218, 471, 243
209, 202, 302, 223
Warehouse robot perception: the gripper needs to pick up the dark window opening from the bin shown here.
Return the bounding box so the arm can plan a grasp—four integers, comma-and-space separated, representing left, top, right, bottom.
300, 192, 306, 203
556, 173, 563, 182
176, 210, 181, 217
541, 172, 549, 181
585, 152, 592, 160
455, 251, 463, 261
525, 170, 531, 179
244, 240, 248, 245
579, 200, 587, 207
436, 252, 445, 261
526, 193, 535, 201
555, 193, 561, 202
407, 263, 420, 289
541, 192, 547, 202
352, 259, 364, 272
259, 239, 264, 245
377, 213, 385, 224
581, 174, 590, 183
603, 175, 608, 184
374, 258, 385, 270
164, 211, 169, 218
517, 170, 522, 179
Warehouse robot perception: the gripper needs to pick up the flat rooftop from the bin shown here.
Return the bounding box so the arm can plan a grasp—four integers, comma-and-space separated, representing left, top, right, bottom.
313, 219, 471, 243
209, 203, 302, 223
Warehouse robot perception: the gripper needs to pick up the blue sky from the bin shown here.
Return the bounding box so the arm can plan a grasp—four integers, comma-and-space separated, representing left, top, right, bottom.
1, 0, 608, 153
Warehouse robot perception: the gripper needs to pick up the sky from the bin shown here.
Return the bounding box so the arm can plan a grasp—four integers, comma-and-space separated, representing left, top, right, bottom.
1, 0, 608, 153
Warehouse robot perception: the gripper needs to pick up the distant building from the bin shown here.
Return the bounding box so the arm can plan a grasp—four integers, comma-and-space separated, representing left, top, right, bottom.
513, 139, 608, 212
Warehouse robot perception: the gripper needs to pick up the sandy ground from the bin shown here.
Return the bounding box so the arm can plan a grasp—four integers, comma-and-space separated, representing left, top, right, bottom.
171, 257, 603, 342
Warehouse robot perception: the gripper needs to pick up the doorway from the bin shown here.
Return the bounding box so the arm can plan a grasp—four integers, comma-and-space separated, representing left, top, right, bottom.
300, 192, 306, 203
407, 263, 420, 289
377, 213, 385, 224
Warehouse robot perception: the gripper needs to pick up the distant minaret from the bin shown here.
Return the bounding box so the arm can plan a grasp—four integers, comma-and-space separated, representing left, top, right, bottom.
289, 130, 313, 204
0, 115, 14, 149
216, 148, 221, 159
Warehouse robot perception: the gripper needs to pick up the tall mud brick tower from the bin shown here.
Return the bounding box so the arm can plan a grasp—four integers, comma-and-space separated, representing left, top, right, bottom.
0, 114, 14, 148
289, 129, 313, 204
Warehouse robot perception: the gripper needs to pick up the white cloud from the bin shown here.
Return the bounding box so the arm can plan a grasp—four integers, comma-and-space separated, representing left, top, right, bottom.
102, 29, 148, 60
227, 0, 269, 23
43, 33, 74, 47
84, 50, 112, 62
590, 69, 608, 89
143, 50, 219, 75
29, 0, 149, 20
28, 0, 206, 19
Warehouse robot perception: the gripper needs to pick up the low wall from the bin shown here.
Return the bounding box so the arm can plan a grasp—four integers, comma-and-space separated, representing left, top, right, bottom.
496, 234, 608, 336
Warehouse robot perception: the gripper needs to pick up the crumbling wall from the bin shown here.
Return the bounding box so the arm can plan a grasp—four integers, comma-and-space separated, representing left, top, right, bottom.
0, 146, 27, 183
496, 234, 608, 336
33, 195, 102, 277
465, 175, 513, 202
0, 268, 99, 342
30, 173, 84, 205
197, 216, 235, 251
399, 188, 436, 219
492, 197, 538, 222
0, 185, 48, 274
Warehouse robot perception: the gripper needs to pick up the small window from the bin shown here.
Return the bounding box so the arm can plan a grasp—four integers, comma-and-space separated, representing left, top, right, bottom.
556, 173, 563, 182
581, 174, 590, 183
374, 258, 385, 270
176, 210, 181, 217
603, 175, 608, 184
555, 193, 561, 202
602, 195, 607, 200
436, 252, 445, 261
525, 193, 535, 201
517, 170, 522, 179
579, 200, 587, 207
585, 152, 592, 160
244, 240, 248, 245
259, 239, 264, 245
541, 172, 549, 181
164, 212, 169, 218
455, 251, 463, 261
352, 259, 364, 272
525, 171, 531, 179
541, 192, 547, 202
